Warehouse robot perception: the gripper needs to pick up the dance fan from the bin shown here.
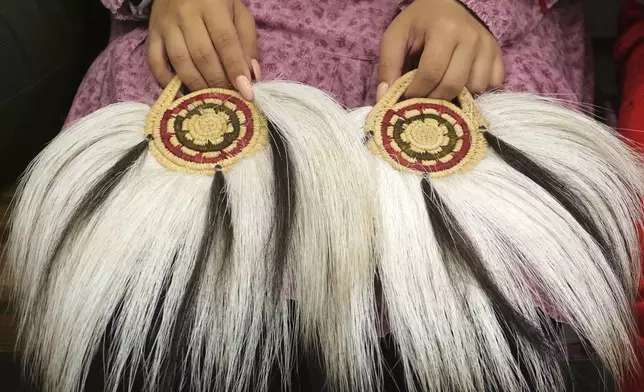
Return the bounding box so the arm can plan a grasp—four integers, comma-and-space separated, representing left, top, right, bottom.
356, 70, 644, 392
7, 78, 378, 392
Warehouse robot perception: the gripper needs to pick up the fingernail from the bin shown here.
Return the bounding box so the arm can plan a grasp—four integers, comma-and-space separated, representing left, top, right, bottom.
236, 75, 253, 101
376, 82, 389, 101
251, 59, 262, 81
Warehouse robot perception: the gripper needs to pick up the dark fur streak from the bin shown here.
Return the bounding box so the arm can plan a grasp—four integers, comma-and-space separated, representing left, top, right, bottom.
267, 120, 295, 304
484, 132, 626, 290
162, 169, 232, 390
421, 177, 551, 353
37, 140, 149, 312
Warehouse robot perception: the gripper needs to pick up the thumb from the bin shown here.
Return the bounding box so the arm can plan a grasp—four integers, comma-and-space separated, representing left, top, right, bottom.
378, 20, 408, 100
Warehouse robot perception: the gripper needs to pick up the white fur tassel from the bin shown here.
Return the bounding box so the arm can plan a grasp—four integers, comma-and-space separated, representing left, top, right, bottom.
254, 82, 381, 392
8, 98, 289, 392
8, 82, 642, 392
9, 81, 382, 392
476, 93, 644, 300
350, 92, 642, 392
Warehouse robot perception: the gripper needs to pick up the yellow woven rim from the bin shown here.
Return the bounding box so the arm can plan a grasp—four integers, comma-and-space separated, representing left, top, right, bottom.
144, 77, 268, 175
365, 71, 488, 178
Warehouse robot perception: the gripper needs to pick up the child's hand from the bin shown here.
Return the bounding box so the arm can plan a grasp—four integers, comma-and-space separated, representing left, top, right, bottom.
378, 0, 504, 101
148, 0, 259, 100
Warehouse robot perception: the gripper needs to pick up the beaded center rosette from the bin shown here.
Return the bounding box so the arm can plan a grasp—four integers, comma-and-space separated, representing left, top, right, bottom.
145, 77, 268, 174
366, 72, 488, 178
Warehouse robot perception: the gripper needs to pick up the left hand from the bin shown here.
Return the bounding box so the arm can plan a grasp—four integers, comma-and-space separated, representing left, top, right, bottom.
377, 0, 504, 101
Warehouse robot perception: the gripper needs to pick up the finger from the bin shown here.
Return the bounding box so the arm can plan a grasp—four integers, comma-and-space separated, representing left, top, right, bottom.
489, 51, 505, 89
148, 32, 175, 87
181, 19, 230, 88
203, 5, 251, 84
378, 19, 408, 96
428, 42, 476, 100
164, 27, 208, 92
405, 33, 457, 98
234, 0, 259, 62
466, 42, 495, 95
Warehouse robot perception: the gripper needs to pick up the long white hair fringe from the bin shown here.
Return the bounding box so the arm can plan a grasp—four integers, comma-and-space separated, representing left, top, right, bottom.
7, 70, 643, 392
253, 81, 381, 392
351, 71, 643, 392
7, 79, 379, 392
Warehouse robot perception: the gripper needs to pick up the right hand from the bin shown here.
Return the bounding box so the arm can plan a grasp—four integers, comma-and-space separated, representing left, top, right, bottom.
148, 0, 259, 100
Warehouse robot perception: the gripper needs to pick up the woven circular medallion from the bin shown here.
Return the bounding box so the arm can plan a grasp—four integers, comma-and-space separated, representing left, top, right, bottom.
367, 97, 488, 178
145, 81, 268, 175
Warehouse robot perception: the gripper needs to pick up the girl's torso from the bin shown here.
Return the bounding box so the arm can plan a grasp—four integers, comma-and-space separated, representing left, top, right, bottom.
246, 0, 406, 107
66, 0, 405, 123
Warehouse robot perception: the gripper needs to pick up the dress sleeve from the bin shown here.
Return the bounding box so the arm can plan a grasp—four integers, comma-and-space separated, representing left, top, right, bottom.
458, 0, 559, 46
102, 0, 152, 20
396, 1, 560, 47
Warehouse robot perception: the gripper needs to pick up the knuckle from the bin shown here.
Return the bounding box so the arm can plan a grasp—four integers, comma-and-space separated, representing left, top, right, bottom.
149, 22, 162, 34
170, 50, 189, 64
221, 60, 239, 75
185, 76, 205, 90
443, 79, 463, 92
209, 76, 230, 88
470, 32, 481, 46
439, 20, 459, 35
418, 68, 441, 86
220, 54, 242, 75
378, 60, 395, 74
177, 2, 194, 16
213, 30, 237, 50
439, 79, 464, 97
193, 46, 213, 64
461, 28, 479, 46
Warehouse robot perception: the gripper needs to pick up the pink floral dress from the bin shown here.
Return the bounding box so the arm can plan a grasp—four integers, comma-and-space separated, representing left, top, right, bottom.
66, 0, 591, 124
